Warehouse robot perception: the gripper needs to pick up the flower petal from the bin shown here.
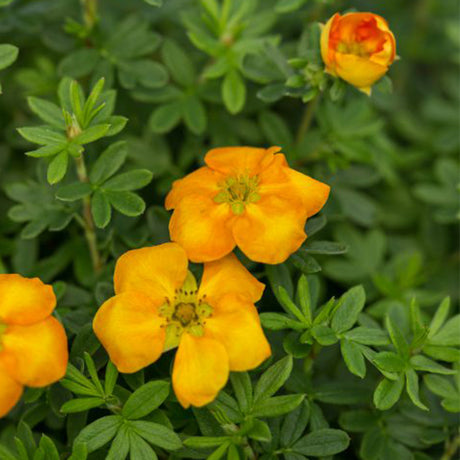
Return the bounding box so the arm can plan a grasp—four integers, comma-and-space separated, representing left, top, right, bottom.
199, 253, 264, 304
205, 146, 280, 176
169, 195, 235, 263
258, 154, 330, 218
233, 194, 306, 264
93, 291, 166, 374
114, 243, 188, 299
205, 294, 271, 371
172, 332, 229, 408
0, 274, 56, 326
165, 167, 224, 210
320, 13, 340, 71
0, 360, 23, 418
1, 317, 68, 387
335, 52, 388, 89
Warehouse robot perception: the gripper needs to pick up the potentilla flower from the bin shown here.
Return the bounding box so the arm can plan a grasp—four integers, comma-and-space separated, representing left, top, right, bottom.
93, 243, 271, 408
0, 275, 68, 418
321, 12, 396, 94
165, 147, 330, 264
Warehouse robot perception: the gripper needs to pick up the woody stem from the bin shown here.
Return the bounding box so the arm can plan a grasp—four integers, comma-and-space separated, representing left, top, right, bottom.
75, 154, 103, 274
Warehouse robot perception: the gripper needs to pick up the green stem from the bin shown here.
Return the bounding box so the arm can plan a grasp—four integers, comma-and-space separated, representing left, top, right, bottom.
295, 94, 320, 147
442, 433, 460, 460
75, 154, 103, 274
80, 0, 98, 31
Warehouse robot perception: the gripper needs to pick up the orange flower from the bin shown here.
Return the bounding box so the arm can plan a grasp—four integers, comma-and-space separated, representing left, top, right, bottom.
321, 12, 396, 94
93, 243, 271, 408
0, 274, 68, 417
165, 147, 330, 264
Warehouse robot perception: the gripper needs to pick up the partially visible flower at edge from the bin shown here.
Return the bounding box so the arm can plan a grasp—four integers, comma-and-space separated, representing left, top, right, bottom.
93, 242, 271, 408
165, 146, 330, 264
320, 12, 397, 95
0, 274, 68, 418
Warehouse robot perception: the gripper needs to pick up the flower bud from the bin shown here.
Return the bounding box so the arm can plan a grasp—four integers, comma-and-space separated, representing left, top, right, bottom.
321, 12, 396, 94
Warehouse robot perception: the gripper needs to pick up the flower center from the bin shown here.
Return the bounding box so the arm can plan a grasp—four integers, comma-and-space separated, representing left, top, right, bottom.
159, 271, 213, 350
214, 174, 260, 215
173, 302, 198, 327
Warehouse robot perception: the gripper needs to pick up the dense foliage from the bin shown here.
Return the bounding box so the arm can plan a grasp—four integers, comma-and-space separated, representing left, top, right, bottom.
0, 0, 458, 459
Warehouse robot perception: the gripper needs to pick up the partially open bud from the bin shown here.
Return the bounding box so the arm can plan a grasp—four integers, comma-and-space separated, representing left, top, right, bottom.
321, 12, 396, 95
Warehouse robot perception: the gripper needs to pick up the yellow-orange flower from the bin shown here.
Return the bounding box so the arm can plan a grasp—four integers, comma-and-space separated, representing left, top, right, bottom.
0, 274, 68, 418
93, 243, 271, 408
321, 12, 396, 94
165, 147, 330, 264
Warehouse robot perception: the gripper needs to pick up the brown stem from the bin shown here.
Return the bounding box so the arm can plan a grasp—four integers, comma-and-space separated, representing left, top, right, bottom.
75, 154, 103, 274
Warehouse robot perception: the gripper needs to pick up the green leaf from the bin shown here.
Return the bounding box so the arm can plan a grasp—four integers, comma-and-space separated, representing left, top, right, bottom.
297, 275, 312, 324
89, 141, 128, 184
106, 424, 130, 460
373, 376, 404, 410
405, 369, 428, 411
184, 436, 229, 448
122, 381, 170, 420
259, 110, 293, 150
74, 415, 123, 453
424, 374, 457, 398
47, 150, 69, 184
68, 443, 88, 460
341, 340, 366, 378
130, 421, 182, 450
106, 116, 128, 136
260, 312, 304, 331
292, 429, 350, 456
230, 372, 252, 414
129, 434, 158, 460
104, 361, 118, 396
56, 182, 92, 201
246, 419, 271, 442
331, 285, 366, 333
18, 126, 66, 145
372, 351, 406, 373
144, 0, 163, 5
149, 103, 182, 133
344, 327, 389, 346
254, 355, 293, 403
161, 39, 196, 87
26, 144, 66, 158
304, 241, 348, 255
281, 400, 311, 447
290, 252, 321, 275
130, 60, 168, 89
73, 124, 111, 144
103, 170, 153, 191
277, 286, 306, 323
61, 397, 105, 414
222, 70, 246, 114
107, 191, 146, 216
183, 95, 207, 135
252, 394, 305, 418
429, 315, 460, 346
37, 436, 60, 460
311, 324, 338, 346
91, 191, 112, 228
28, 97, 65, 128
410, 355, 455, 375
59, 49, 100, 78
0, 44, 18, 70
428, 297, 450, 338
385, 316, 410, 357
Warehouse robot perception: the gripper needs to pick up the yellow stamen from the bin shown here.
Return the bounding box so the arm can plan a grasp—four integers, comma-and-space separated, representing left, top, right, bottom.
214, 174, 260, 215
159, 271, 214, 348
